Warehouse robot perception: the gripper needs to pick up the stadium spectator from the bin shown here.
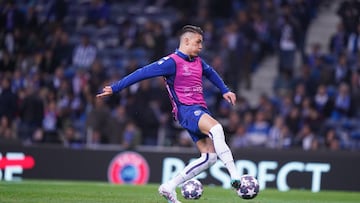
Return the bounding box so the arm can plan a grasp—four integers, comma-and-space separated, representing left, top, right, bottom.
215, 100, 232, 126
0, 77, 17, 123
276, 3, 299, 76
324, 128, 341, 150
88, 59, 107, 94
331, 82, 354, 120
229, 123, 248, 149
254, 93, 275, 120
17, 84, 44, 143
24, 6, 39, 30
121, 120, 141, 150
0, 51, 16, 74
277, 93, 294, 117
337, 0, 360, 34
86, 0, 110, 27
350, 68, 360, 115
42, 99, 61, 143
148, 22, 167, 62
131, 80, 162, 146
109, 105, 128, 145
267, 115, 291, 149
171, 11, 191, 37
234, 9, 255, 89
251, 12, 271, 65
285, 106, 301, 136
273, 69, 292, 97
72, 68, 89, 96
292, 63, 319, 97
346, 22, 360, 63
0, 0, 25, 32
11, 69, 25, 92
86, 94, 112, 144
222, 21, 242, 93
292, 0, 313, 62
61, 124, 83, 148
39, 48, 60, 79
292, 82, 307, 107
295, 123, 318, 151
304, 106, 323, 135
53, 31, 74, 66
332, 53, 352, 86
299, 96, 313, 120
329, 22, 348, 56
224, 111, 241, 136
0, 115, 17, 142
72, 34, 97, 69
46, 0, 68, 24
246, 110, 271, 147
313, 84, 334, 119
201, 20, 218, 53
306, 43, 323, 69
242, 110, 254, 129
118, 19, 139, 50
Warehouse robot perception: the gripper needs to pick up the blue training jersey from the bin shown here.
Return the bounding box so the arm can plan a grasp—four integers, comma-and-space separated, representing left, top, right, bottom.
110, 50, 230, 110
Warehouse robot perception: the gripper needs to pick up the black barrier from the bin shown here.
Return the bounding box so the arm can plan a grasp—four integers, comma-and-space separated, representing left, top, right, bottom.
0, 144, 359, 192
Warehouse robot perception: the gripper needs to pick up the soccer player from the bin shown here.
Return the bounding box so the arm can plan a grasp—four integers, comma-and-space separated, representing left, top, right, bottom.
96, 25, 241, 203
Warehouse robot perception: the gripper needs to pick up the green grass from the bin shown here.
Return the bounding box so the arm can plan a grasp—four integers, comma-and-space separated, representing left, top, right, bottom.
0, 180, 359, 203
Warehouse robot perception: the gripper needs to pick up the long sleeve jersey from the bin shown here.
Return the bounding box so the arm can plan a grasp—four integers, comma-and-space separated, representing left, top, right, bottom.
111, 50, 230, 118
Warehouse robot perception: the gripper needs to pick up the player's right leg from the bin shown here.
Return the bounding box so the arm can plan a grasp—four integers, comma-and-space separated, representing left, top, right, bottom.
158, 183, 181, 203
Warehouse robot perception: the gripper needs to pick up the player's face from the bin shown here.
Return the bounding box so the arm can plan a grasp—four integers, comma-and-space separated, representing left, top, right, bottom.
187, 33, 203, 57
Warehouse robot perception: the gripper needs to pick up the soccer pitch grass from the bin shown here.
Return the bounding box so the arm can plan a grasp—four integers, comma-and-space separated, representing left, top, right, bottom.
0, 180, 359, 203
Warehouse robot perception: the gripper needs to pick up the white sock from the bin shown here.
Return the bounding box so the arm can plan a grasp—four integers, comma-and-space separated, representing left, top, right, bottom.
167, 153, 217, 190
210, 124, 241, 180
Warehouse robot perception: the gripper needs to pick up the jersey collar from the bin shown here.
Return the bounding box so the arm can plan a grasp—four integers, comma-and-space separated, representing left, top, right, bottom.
174, 49, 197, 62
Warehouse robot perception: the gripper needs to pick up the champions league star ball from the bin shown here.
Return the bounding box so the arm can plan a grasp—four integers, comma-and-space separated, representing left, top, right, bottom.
181, 179, 203, 200
236, 175, 260, 200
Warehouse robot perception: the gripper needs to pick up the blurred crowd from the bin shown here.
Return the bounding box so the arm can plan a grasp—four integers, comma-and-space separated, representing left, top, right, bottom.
0, 0, 359, 151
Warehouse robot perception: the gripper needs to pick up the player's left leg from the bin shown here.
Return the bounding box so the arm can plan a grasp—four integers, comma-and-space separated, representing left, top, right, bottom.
198, 113, 241, 189
166, 138, 217, 188
159, 138, 217, 203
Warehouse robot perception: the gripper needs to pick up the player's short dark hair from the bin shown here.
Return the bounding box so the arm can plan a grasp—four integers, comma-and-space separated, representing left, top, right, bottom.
180, 25, 203, 36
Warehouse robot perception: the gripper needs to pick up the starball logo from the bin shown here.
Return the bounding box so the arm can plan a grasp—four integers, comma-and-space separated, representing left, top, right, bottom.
0, 152, 35, 181
107, 151, 149, 185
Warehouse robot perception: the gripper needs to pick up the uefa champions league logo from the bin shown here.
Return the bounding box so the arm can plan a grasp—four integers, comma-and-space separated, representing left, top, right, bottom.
107, 151, 150, 185
182, 64, 192, 76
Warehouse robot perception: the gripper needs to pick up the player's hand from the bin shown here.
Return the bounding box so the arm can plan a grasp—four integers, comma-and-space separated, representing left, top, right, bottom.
223, 91, 236, 106
96, 86, 113, 98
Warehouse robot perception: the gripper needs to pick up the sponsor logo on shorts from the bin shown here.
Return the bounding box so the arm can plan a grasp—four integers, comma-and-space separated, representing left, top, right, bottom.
194, 110, 202, 116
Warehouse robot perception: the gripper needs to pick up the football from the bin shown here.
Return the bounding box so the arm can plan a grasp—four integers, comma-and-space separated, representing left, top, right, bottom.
236, 174, 260, 200
181, 179, 203, 199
